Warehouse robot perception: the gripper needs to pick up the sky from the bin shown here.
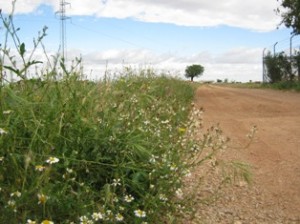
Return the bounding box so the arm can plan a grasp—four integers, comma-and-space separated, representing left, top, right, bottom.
2, 0, 300, 82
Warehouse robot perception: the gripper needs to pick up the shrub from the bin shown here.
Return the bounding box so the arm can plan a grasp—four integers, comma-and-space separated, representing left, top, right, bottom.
264, 52, 298, 83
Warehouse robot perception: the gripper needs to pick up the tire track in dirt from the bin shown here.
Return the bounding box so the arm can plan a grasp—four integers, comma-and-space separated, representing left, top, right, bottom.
186, 85, 300, 223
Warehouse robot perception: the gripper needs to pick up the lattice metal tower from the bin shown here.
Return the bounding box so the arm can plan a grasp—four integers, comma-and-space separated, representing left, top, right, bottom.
56, 0, 70, 60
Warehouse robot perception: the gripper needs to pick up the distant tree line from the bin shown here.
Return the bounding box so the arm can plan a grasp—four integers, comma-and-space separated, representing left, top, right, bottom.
264, 52, 300, 83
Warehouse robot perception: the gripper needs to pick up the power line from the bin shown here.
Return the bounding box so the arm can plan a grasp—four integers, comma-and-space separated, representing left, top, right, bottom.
69, 19, 175, 52
70, 20, 143, 49
56, 0, 70, 60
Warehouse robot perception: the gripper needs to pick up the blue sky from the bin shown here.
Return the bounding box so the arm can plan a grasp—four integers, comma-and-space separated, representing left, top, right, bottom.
2, 0, 300, 82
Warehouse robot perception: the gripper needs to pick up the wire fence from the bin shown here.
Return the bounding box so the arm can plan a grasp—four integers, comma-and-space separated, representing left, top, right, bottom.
263, 35, 300, 82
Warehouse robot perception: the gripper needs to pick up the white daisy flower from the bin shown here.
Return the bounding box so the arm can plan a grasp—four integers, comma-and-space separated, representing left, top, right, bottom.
46, 157, 59, 164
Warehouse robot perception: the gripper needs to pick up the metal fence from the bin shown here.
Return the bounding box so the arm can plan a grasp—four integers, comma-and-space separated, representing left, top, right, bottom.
262, 34, 300, 83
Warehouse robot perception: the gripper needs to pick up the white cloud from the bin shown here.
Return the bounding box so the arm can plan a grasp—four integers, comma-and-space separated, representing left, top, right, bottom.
71, 47, 262, 82
2, 46, 262, 82
215, 48, 262, 64
2, 0, 281, 31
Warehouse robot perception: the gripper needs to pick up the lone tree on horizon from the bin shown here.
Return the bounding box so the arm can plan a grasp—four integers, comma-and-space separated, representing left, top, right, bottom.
185, 64, 204, 82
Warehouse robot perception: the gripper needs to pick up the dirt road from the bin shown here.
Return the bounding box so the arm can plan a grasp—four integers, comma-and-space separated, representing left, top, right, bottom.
188, 85, 300, 223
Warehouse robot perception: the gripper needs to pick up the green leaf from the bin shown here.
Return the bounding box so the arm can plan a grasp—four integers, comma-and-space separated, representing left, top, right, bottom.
17, 61, 41, 75
20, 43, 26, 57
131, 171, 148, 188
60, 60, 69, 75
27, 60, 43, 66
3, 65, 19, 75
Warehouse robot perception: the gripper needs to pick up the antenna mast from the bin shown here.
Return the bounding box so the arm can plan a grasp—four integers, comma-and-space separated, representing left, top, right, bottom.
57, 0, 70, 60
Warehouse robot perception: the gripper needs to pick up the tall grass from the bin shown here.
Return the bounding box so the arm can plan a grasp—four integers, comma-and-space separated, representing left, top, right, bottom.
0, 67, 203, 223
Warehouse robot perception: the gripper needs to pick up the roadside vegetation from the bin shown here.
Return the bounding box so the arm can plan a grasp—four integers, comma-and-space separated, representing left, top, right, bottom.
261, 0, 300, 92
216, 81, 300, 92
0, 6, 247, 223
0, 68, 199, 223
261, 81, 300, 91
262, 50, 300, 91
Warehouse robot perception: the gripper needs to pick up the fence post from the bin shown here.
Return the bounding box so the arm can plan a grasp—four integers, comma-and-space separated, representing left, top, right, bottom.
290, 34, 296, 58
262, 48, 268, 83
273, 42, 278, 56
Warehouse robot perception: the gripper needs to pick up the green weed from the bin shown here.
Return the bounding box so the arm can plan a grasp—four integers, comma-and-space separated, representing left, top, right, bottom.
0, 67, 203, 223
262, 81, 300, 91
